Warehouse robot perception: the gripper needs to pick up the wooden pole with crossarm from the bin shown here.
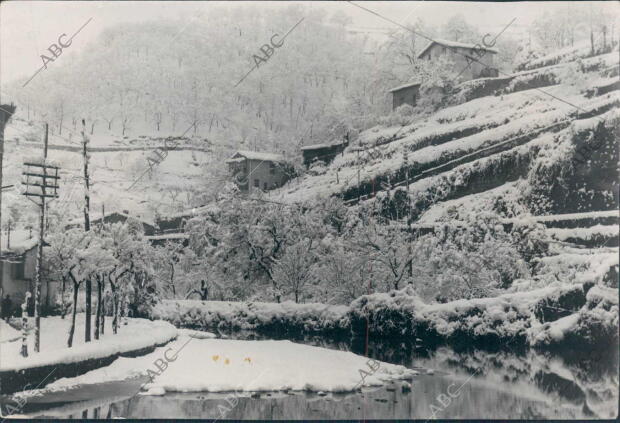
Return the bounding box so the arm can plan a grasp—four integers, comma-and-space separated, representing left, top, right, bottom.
21, 123, 60, 352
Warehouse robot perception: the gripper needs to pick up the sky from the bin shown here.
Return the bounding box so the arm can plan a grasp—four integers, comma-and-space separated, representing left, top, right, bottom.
1, 1, 618, 86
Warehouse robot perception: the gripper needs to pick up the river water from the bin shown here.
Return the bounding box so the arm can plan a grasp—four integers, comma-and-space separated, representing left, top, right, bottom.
18, 331, 619, 419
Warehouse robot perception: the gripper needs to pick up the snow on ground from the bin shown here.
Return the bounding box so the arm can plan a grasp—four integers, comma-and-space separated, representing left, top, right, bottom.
417, 181, 528, 223
0, 315, 177, 371
0, 320, 22, 343
545, 224, 619, 242
530, 285, 618, 348
275, 85, 618, 204
348, 283, 608, 345
534, 246, 619, 286
509, 210, 619, 224
33, 336, 417, 396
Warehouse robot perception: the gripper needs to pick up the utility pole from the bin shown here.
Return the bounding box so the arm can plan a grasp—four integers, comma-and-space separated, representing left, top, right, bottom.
21, 122, 60, 353
404, 147, 413, 282
0, 103, 16, 296
357, 149, 361, 203
81, 119, 92, 342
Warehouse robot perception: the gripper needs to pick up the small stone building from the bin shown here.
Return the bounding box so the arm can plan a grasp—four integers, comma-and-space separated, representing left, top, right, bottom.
301, 139, 349, 167
389, 80, 422, 110
389, 40, 499, 111
226, 150, 290, 194
417, 39, 499, 81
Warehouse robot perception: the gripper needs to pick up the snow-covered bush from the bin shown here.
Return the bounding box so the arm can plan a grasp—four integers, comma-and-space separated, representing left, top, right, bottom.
378, 104, 416, 127
416, 57, 458, 111
151, 299, 350, 335
530, 285, 618, 352
307, 160, 328, 176
557, 60, 589, 91
349, 282, 598, 349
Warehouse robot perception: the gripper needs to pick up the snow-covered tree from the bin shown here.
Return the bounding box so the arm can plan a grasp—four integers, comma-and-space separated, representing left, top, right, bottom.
272, 240, 316, 303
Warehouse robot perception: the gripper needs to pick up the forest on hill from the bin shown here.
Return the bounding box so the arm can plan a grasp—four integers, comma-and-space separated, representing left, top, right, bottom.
3, 3, 527, 156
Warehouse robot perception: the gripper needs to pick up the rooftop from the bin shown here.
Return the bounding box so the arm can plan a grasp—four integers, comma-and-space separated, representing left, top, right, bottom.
300, 141, 348, 151
388, 80, 422, 93
226, 150, 285, 163
1, 229, 38, 255
66, 211, 156, 228
417, 38, 499, 58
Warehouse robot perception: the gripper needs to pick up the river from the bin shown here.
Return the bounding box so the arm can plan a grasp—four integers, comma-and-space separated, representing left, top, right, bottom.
17, 331, 619, 419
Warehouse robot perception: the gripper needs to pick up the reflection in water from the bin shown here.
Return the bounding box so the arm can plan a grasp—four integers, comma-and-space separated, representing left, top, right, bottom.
28, 332, 618, 419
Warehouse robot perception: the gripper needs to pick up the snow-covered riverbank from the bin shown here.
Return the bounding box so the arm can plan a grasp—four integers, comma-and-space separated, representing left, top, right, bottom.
151, 282, 618, 354
17, 336, 417, 398
0, 315, 177, 372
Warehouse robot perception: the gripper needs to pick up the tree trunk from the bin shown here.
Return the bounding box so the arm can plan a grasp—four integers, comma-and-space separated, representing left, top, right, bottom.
85, 279, 91, 342
169, 264, 176, 297
61, 275, 67, 319
101, 295, 105, 336
68, 283, 78, 347
110, 285, 118, 334
94, 278, 102, 340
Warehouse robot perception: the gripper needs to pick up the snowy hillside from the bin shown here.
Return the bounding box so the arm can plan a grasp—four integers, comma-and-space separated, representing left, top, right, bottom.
274, 46, 619, 212
2, 116, 225, 221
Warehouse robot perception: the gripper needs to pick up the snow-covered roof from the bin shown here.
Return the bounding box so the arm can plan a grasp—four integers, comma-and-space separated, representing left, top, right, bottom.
388, 80, 422, 93
300, 141, 347, 151
66, 211, 156, 228
1, 229, 38, 255
159, 204, 220, 220
226, 150, 285, 163
146, 233, 190, 241
417, 38, 498, 58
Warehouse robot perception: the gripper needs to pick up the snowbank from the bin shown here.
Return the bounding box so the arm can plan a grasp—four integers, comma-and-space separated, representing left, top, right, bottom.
530, 285, 618, 351
151, 300, 350, 335
546, 224, 618, 242
348, 283, 613, 351
36, 337, 417, 395
0, 320, 22, 343
152, 281, 613, 355
0, 315, 177, 372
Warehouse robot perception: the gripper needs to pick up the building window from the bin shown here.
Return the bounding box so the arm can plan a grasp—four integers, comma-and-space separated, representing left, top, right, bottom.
269, 162, 276, 174
12, 260, 25, 280
263, 182, 268, 190
427, 53, 431, 60
442, 46, 447, 54
254, 179, 260, 188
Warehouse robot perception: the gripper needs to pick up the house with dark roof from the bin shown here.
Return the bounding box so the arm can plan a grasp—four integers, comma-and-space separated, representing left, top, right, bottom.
417, 39, 499, 81
226, 150, 291, 194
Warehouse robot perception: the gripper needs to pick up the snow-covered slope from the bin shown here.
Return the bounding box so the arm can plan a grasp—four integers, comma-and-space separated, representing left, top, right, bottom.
2, 117, 224, 222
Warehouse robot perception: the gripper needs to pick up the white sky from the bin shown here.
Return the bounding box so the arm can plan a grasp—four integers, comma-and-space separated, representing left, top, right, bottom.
1, 1, 618, 86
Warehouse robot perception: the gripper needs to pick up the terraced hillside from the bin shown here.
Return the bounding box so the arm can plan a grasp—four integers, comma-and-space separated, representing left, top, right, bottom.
273, 44, 619, 286
275, 47, 618, 210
